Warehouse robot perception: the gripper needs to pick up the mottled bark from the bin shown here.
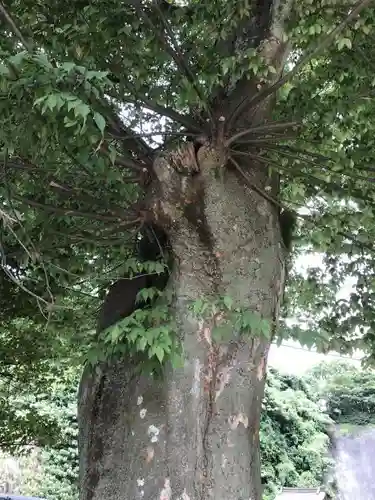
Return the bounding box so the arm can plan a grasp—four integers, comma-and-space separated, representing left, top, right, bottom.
78, 2, 292, 499
78, 154, 286, 500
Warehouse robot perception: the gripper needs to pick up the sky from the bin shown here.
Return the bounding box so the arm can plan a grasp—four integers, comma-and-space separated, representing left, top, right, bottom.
268, 340, 361, 375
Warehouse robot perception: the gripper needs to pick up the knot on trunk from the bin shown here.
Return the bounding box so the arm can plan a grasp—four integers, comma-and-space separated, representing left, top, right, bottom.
163, 142, 200, 175
197, 143, 228, 171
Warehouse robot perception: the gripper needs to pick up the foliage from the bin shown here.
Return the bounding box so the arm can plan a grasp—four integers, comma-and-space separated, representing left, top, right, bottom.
34, 369, 79, 500
261, 369, 332, 499
0, 364, 332, 500
0, 366, 79, 500
190, 295, 272, 341
0, 0, 374, 371
93, 295, 181, 374
305, 360, 375, 427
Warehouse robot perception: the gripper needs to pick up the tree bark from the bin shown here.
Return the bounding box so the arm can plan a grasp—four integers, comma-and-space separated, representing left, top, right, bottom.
78, 159, 286, 500
78, 2, 291, 499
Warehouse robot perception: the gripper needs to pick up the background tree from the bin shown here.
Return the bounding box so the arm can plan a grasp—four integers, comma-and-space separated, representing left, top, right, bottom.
261, 369, 332, 499
0, 364, 79, 500
1, 0, 375, 499
305, 360, 375, 428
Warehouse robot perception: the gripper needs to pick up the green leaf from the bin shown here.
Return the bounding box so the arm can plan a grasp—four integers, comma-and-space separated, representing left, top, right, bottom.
108, 147, 117, 165
223, 295, 234, 310
259, 319, 272, 339
8, 51, 27, 67
45, 94, 58, 111
153, 345, 165, 363
93, 112, 106, 134
74, 103, 91, 121
337, 38, 352, 51
109, 324, 123, 343
137, 336, 147, 352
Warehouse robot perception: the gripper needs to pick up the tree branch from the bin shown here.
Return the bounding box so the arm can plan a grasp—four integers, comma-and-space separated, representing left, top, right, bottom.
231, 149, 375, 206
261, 144, 375, 182
107, 87, 203, 133
13, 195, 137, 223
48, 180, 133, 216
0, 1, 33, 51
228, 155, 284, 210
103, 111, 153, 161
228, 0, 374, 129
226, 121, 300, 147
129, 0, 211, 117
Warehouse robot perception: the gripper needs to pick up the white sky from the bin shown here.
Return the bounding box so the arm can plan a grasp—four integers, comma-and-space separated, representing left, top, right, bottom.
268, 340, 361, 375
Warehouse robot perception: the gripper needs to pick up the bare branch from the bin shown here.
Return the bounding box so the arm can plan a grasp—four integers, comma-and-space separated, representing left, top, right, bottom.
129, 0, 211, 117
48, 179, 134, 216
109, 130, 201, 140
228, 155, 284, 210
13, 195, 135, 223
153, 1, 212, 119
231, 149, 375, 206
104, 113, 153, 161
230, 134, 298, 145
226, 121, 300, 147
261, 145, 375, 182
0, 1, 33, 51
109, 89, 203, 133
112, 155, 148, 172
228, 0, 374, 129
0, 239, 52, 309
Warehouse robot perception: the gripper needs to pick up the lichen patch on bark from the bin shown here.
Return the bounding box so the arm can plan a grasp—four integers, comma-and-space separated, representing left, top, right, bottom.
228, 413, 249, 430
159, 478, 172, 500
145, 446, 154, 463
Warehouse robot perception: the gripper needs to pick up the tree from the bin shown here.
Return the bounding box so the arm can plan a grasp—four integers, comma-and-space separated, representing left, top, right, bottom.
0, 364, 80, 500
261, 369, 332, 499
1, 1, 375, 499
306, 360, 375, 427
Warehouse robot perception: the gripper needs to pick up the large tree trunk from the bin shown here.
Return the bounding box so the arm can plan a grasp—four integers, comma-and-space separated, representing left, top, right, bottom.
78, 3, 291, 499
78, 165, 286, 500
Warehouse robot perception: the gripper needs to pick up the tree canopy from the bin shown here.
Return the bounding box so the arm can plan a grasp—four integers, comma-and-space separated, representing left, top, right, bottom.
1, 1, 375, 369
261, 369, 332, 499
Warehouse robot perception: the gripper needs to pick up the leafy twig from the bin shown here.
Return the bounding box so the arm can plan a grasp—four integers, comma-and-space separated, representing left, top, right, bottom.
13, 195, 136, 223
227, 0, 374, 129
132, 0, 212, 118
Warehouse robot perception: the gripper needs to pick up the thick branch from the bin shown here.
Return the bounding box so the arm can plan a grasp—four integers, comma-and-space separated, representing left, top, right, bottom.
107, 86, 203, 133
229, 155, 284, 210
104, 112, 153, 161
226, 121, 299, 147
